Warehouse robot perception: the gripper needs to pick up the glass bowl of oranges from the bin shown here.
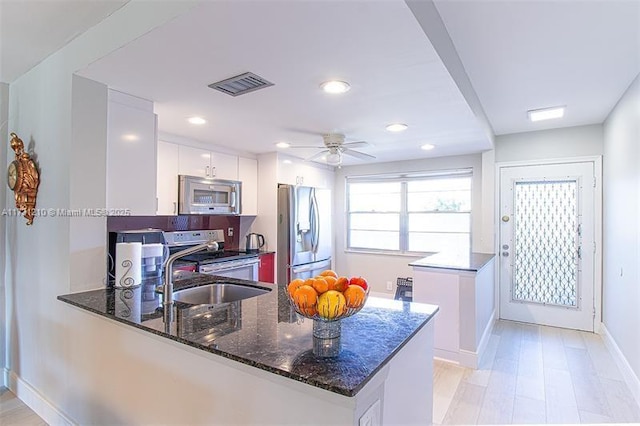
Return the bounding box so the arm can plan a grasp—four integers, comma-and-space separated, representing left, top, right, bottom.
286, 270, 369, 338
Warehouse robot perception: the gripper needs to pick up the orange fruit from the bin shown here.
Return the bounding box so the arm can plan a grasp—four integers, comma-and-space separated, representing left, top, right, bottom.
344, 285, 366, 309
317, 290, 347, 320
323, 276, 339, 291
333, 276, 349, 292
287, 278, 305, 296
319, 269, 338, 278
293, 285, 318, 308
311, 277, 329, 294
300, 305, 318, 317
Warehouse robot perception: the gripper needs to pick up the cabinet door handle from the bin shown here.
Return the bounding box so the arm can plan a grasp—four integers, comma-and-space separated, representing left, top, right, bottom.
211, 166, 216, 177
173, 202, 177, 215
205, 165, 210, 177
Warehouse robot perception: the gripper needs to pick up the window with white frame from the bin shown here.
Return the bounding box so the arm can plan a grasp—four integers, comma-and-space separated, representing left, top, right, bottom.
346, 170, 472, 253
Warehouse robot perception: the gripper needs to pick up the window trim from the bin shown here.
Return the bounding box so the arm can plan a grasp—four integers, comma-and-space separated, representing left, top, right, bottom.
346, 168, 473, 254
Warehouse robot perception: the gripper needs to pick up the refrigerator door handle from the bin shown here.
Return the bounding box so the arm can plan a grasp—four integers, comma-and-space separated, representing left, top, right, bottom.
291, 264, 316, 274
310, 189, 319, 253
291, 259, 331, 274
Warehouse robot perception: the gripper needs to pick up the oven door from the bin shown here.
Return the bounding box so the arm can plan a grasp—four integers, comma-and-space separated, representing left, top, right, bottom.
199, 257, 259, 281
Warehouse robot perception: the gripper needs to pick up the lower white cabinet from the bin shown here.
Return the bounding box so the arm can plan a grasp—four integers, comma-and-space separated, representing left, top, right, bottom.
107, 90, 157, 215
157, 141, 179, 215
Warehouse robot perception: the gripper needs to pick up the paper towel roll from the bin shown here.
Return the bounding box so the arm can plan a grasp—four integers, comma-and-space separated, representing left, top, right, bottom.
115, 242, 142, 288
115, 286, 141, 322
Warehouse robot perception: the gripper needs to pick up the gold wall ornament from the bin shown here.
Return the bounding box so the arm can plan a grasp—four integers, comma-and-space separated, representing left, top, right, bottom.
7, 132, 40, 225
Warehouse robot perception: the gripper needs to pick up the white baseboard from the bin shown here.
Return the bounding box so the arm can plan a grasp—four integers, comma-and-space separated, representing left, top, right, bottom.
7, 370, 74, 425
599, 323, 640, 408
459, 309, 496, 369
2, 367, 8, 388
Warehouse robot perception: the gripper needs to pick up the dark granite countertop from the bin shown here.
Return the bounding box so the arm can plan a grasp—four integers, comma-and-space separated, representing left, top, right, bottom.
58, 274, 438, 397
409, 252, 495, 272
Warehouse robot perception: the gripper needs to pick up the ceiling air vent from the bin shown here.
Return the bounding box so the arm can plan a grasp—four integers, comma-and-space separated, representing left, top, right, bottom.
208, 72, 274, 97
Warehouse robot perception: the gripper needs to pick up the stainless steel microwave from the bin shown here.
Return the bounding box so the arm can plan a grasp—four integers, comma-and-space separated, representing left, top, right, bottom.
178, 175, 241, 215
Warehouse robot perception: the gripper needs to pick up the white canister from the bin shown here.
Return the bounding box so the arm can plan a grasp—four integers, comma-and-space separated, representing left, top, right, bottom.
141, 243, 167, 280
115, 242, 142, 287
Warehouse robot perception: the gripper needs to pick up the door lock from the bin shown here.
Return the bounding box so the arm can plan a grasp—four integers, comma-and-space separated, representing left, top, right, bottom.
502, 215, 510, 222
502, 251, 509, 257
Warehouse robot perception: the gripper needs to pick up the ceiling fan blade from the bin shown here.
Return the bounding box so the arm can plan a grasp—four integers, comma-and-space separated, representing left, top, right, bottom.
342, 141, 369, 149
306, 150, 330, 161
342, 148, 376, 160
289, 145, 325, 149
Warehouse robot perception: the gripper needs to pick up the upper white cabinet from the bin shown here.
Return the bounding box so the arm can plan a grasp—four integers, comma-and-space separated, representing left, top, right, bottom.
277, 154, 333, 189
157, 141, 179, 215
107, 90, 157, 215
178, 145, 238, 180
238, 157, 258, 215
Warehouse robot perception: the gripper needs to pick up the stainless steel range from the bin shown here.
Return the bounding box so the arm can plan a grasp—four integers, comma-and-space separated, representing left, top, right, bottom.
164, 229, 259, 281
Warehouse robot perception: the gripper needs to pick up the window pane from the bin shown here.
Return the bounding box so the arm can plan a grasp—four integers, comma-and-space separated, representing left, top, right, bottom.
350, 213, 399, 231
408, 232, 470, 253
350, 182, 401, 195
407, 177, 471, 212
407, 190, 471, 212
408, 177, 471, 192
409, 213, 470, 233
350, 193, 400, 212
350, 230, 399, 250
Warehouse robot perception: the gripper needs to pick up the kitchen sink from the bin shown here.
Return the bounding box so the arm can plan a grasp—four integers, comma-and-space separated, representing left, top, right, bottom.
173, 283, 271, 305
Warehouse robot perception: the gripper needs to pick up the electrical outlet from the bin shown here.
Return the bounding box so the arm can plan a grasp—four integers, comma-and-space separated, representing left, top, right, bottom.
386, 281, 393, 291
228, 227, 234, 237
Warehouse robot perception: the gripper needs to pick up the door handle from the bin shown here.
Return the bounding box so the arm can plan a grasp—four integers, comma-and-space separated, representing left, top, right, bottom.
502, 252, 509, 257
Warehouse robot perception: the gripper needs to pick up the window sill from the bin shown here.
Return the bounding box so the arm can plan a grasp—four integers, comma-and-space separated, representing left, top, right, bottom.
344, 249, 438, 258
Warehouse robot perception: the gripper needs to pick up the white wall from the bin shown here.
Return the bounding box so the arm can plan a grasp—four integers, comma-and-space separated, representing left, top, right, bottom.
495, 124, 604, 163
4, 2, 195, 422
1, 82, 8, 382
602, 74, 640, 380
334, 154, 484, 295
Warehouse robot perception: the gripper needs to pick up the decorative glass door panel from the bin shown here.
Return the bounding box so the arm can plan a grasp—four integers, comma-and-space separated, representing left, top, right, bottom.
513, 180, 578, 307
500, 162, 595, 331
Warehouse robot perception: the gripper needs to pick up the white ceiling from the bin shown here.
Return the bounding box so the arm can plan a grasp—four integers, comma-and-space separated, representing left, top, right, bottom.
77, 1, 492, 165
0, 0, 127, 84
434, 0, 640, 135
3, 1, 639, 165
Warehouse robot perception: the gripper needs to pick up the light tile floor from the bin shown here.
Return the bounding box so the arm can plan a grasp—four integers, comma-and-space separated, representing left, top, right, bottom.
434, 320, 640, 424
0, 387, 46, 425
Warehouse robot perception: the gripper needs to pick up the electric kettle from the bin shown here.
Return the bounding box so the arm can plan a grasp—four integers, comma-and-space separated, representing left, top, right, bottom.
246, 233, 265, 252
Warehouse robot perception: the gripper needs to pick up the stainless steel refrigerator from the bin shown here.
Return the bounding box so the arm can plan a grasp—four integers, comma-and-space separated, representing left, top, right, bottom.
277, 184, 332, 285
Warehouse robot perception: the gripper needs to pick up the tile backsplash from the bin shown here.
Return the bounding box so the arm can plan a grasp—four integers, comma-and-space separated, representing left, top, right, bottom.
107, 215, 241, 248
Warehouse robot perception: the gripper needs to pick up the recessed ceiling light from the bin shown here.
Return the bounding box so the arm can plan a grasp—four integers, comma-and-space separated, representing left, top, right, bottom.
282, 159, 292, 164
320, 80, 351, 94
122, 133, 139, 142
187, 116, 207, 125
527, 106, 565, 122
421, 144, 435, 151
386, 123, 408, 132
276, 142, 290, 148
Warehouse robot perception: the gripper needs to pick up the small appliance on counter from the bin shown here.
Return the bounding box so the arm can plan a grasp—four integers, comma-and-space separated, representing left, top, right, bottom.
245, 233, 265, 252
164, 229, 260, 281
107, 229, 167, 288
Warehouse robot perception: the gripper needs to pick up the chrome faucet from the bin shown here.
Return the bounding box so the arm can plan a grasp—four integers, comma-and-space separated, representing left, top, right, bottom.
163, 240, 219, 324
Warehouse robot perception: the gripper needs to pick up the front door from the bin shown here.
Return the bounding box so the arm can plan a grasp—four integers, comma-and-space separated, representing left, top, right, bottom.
499, 161, 595, 331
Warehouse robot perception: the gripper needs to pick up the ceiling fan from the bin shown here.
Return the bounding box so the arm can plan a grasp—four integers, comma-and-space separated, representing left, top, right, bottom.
289, 133, 375, 166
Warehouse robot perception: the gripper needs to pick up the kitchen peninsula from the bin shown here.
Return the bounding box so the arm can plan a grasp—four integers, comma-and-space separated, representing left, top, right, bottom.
58, 274, 438, 425
410, 252, 495, 368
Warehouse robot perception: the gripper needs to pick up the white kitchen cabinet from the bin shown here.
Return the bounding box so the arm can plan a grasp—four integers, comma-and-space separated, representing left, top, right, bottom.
238, 157, 258, 215
277, 154, 333, 189
157, 141, 179, 215
107, 90, 157, 215
178, 145, 238, 180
